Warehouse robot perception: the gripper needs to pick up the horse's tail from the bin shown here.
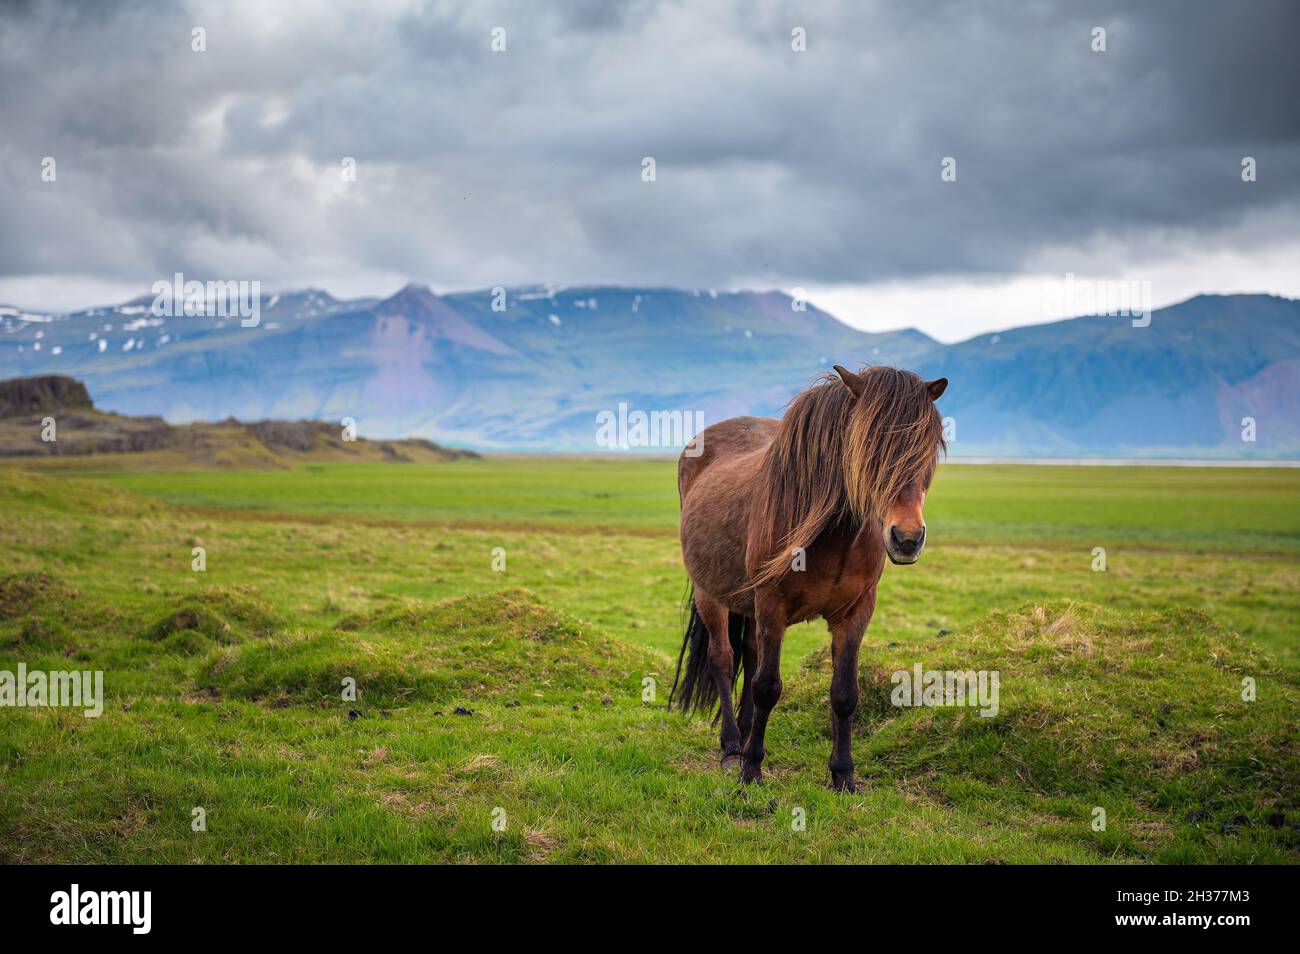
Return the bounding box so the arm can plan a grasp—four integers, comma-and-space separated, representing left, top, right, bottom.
670, 584, 747, 723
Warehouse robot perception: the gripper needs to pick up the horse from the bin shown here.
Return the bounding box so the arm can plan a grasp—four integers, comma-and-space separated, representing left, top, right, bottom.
671, 364, 948, 791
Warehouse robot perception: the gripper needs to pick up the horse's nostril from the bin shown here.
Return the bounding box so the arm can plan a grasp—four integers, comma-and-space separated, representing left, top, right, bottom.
890, 525, 924, 551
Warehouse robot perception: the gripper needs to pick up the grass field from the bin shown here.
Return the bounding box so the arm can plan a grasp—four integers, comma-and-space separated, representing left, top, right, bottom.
1, 458, 1297, 863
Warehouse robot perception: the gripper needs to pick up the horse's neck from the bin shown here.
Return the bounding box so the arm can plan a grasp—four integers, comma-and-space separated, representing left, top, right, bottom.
821, 512, 871, 547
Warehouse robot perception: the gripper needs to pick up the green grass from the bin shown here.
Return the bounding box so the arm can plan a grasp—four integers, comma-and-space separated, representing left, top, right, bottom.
86, 458, 682, 529
83, 459, 1300, 553
0, 459, 1297, 863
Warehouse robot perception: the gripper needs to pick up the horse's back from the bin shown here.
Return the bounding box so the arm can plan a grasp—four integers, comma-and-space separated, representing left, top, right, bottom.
678, 415, 779, 502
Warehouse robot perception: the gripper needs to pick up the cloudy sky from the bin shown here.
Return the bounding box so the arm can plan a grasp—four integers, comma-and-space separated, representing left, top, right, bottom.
1, 0, 1297, 341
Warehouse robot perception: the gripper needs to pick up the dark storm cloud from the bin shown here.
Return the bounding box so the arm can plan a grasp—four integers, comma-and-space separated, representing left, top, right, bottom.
0, 0, 1296, 296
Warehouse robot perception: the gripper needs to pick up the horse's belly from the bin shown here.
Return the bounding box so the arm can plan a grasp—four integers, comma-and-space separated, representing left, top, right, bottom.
679, 459, 756, 613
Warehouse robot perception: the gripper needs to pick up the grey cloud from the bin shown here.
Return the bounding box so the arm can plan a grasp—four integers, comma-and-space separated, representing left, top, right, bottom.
0, 0, 1296, 299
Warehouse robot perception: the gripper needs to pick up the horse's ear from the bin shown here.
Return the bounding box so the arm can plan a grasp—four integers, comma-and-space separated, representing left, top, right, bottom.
832, 365, 866, 399
926, 377, 948, 401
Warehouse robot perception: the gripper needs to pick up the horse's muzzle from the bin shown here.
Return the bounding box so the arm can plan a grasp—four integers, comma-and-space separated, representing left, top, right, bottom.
886, 525, 925, 565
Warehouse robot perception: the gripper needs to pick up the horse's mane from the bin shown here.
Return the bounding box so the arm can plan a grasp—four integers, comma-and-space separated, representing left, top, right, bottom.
748, 366, 945, 591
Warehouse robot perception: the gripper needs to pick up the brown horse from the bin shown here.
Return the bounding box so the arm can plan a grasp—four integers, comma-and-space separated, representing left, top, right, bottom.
672, 365, 947, 791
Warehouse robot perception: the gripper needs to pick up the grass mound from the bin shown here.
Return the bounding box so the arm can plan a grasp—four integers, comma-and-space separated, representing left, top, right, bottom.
0, 571, 78, 619
0, 573, 82, 654
200, 589, 660, 708
1, 616, 75, 654
789, 600, 1298, 861
145, 585, 283, 654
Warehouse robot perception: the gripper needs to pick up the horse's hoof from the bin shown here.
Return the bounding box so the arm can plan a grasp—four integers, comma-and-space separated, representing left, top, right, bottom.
720, 752, 742, 772
740, 762, 763, 785
830, 773, 857, 793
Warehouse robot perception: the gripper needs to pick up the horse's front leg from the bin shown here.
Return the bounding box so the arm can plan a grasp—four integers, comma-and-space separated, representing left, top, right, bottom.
741, 594, 786, 785
827, 590, 876, 792
736, 620, 757, 745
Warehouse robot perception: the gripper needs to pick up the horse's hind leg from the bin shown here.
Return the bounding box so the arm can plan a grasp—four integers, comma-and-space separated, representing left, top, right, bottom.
695, 591, 743, 768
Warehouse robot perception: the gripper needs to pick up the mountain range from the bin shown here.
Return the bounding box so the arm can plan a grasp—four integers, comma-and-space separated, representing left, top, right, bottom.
1, 285, 1296, 457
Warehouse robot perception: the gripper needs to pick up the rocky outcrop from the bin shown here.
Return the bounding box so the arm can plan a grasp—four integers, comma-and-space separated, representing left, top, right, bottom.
0, 376, 479, 464
0, 375, 94, 418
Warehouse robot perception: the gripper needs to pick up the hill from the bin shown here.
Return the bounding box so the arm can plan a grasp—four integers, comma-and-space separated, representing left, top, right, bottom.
0, 374, 477, 467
